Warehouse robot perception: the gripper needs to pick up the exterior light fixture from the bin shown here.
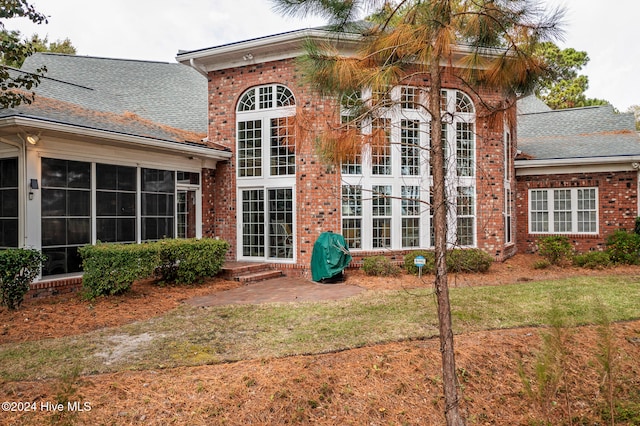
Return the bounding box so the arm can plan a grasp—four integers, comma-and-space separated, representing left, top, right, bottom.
26, 133, 40, 145
29, 179, 38, 200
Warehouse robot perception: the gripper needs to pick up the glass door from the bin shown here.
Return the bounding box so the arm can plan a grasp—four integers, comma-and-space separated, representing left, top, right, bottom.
177, 189, 197, 239
240, 187, 294, 260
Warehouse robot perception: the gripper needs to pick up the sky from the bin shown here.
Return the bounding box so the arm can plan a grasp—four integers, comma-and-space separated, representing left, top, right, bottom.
4, 0, 639, 111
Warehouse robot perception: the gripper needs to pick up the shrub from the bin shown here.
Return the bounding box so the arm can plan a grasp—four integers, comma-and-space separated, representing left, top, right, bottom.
447, 248, 494, 273
533, 259, 551, 270
0, 248, 46, 310
605, 230, 640, 265
156, 238, 230, 284
404, 251, 436, 275
573, 251, 612, 269
362, 256, 401, 277
80, 243, 160, 299
404, 249, 493, 275
538, 236, 573, 265
80, 238, 230, 298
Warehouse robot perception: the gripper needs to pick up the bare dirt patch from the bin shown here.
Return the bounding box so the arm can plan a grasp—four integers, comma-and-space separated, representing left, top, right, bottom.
1, 254, 640, 425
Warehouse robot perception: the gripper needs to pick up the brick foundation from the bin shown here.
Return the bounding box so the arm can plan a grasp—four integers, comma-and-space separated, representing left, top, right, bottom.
27, 276, 83, 299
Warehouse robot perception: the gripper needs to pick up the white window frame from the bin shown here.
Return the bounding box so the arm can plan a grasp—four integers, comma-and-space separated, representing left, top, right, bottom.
236, 84, 297, 263
528, 188, 599, 235
340, 87, 476, 250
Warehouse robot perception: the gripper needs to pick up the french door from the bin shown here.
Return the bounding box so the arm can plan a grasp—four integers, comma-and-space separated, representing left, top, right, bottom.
240, 187, 293, 261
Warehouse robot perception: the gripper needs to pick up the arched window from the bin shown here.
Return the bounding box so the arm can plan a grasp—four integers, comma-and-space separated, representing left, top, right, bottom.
236, 84, 296, 178
236, 84, 296, 261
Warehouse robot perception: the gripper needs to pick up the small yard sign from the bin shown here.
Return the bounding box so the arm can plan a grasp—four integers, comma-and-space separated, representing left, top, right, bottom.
414, 255, 426, 278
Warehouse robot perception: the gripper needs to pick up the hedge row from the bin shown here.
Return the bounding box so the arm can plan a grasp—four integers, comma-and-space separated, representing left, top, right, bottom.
79, 238, 229, 299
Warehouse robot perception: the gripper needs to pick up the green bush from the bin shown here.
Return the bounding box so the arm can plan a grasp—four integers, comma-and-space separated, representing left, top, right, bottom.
80, 243, 160, 299
573, 251, 612, 269
538, 235, 573, 265
404, 250, 436, 275
156, 238, 230, 284
404, 249, 493, 275
447, 248, 494, 273
362, 256, 401, 277
0, 248, 46, 310
605, 230, 640, 265
80, 238, 230, 298
533, 259, 551, 270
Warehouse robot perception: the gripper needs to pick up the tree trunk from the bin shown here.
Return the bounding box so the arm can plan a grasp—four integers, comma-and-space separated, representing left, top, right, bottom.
429, 60, 466, 426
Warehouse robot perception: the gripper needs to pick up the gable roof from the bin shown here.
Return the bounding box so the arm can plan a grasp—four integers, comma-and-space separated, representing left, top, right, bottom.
517, 97, 640, 163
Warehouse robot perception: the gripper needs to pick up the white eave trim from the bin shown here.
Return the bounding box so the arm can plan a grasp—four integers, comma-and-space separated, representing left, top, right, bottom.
177, 27, 509, 73
0, 116, 232, 161
177, 28, 361, 72
515, 155, 640, 175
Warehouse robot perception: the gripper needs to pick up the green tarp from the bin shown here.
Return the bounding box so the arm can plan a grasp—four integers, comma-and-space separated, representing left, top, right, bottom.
310, 231, 352, 282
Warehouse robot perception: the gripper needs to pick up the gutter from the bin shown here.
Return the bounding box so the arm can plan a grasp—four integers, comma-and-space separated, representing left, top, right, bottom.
515, 155, 640, 169
0, 116, 232, 161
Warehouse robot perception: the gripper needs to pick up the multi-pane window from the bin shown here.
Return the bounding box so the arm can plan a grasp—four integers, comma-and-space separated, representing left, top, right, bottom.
268, 188, 293, 259
371, 118, 391, 175
41, 158, 91, 275
141, 168, 175, 241
242, 190, 265, 257
238, 120, 262, 177
401, 86, 418, 109
96, 164, 136, 243
529, 188, 598, 234
341, 185, 362, 249
340, 92, 363, 175
236, 84, 297, 261
530, 190, 549, 233
237, 84, 296, 180
0, 157, 18, 248
401, 119, 420, 176
456, 122, 474, 177
259, 86, 273, 109
372, 185, 392, 248
340, 88, 476, 251
456, 186, 475, 246
270, 117, 295, 176
577, 188, 597, 232
553, 189, 572, 233
402, 186, 421, 247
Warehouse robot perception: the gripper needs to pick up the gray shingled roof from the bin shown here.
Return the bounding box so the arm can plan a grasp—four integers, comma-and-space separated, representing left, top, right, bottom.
517, 98, 640, 161
17, 53, 208, 133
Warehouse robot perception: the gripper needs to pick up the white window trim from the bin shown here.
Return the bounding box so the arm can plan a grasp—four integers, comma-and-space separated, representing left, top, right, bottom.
236, 84, 297, 263
340, 88, 477, 250
528, 187, 599, 235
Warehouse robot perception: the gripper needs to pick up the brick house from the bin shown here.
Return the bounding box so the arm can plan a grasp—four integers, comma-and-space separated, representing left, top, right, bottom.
176, 28, 519, 275
2, 28, 639, 287
515, 96, 640, 254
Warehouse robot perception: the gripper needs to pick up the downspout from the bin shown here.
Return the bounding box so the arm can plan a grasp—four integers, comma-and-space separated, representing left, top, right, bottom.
633, 162, 640, 217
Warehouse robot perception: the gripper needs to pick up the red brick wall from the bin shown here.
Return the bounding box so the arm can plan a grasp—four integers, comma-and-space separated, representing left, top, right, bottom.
515, 170, 638, 253
204, 58, 517, 269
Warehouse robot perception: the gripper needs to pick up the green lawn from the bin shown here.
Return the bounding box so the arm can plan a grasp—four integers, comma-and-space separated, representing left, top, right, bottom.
1, 275, 639, 381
